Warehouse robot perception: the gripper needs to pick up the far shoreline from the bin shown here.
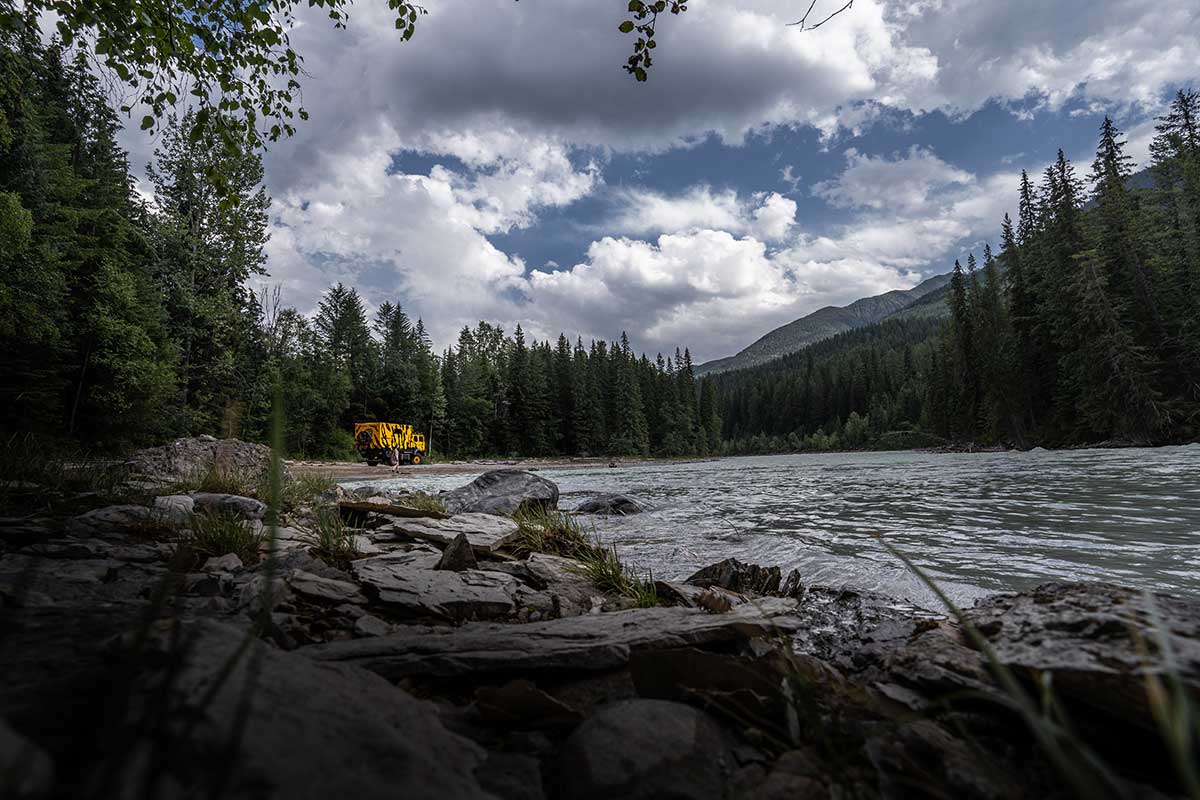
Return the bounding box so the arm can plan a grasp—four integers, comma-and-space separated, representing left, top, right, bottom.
288, 439, 1199, 482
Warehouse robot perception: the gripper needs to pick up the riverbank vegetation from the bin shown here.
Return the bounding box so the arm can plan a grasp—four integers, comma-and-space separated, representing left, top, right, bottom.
0, 35, 717, 462
716, 91, 1200, 453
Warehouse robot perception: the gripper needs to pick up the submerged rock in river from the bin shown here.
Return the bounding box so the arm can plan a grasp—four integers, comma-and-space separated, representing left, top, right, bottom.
685, 557, 782, 595
440, 469, 559, 515
573, 493, 646, 515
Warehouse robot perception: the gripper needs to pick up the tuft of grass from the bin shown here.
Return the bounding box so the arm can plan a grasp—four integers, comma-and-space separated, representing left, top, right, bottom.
298, 506, 360, 568
171, 464, 257, 498
511, 508, 658, 605
511, 507, 593, 557
575, 543, 659, 606
395, 491, 446, 514
254, 470, 337, 512
175, 510, 265, 566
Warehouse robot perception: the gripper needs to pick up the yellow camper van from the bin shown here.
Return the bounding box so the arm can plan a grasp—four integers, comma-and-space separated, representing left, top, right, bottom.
354, 422, 427, 466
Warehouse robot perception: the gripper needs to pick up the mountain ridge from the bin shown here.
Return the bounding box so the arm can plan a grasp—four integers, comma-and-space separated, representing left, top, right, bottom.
696, 272, 951, 376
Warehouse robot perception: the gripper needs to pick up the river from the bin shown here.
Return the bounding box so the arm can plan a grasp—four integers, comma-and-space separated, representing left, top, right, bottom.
359, 445, 1200, 609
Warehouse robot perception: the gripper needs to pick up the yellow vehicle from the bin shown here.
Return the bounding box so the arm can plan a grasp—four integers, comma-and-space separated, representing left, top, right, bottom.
354, 422, 427, 466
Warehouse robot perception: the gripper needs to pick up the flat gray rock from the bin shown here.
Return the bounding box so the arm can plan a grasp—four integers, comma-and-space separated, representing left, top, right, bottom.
372, 513, 520, 554
353, 553, 520, 620
153, 493, 195, 519
65, 505, 154, 536
289, 569, 367, 604
307, 598, 803, 680
441, 469, 559, 515
188, 492, 267, 520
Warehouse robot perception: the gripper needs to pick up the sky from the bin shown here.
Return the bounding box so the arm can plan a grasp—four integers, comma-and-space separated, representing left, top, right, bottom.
122, 0, 1200, 363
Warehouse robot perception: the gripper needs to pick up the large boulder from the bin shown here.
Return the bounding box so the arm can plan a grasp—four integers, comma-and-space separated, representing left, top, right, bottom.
440, 469, 559, 516
557, 699, 735, 800
112, 620, 494, 799
861, 582, 1200, 745
573, 493, 646, 515
125, 436, 286, 485
685, 558, 782, 595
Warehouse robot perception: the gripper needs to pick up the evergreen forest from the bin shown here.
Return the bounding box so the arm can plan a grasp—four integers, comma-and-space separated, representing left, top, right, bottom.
0, 35, 719, 460
715, 91, 1200, 453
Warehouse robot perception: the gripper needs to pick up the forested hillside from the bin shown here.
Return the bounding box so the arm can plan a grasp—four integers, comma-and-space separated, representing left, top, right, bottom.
716, 91, 1200, 452
0, 36, 717, 460
695, 272, 950, 376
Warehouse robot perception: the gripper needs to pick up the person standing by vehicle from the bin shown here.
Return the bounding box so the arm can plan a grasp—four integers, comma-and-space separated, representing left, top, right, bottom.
389, 446, 400, 474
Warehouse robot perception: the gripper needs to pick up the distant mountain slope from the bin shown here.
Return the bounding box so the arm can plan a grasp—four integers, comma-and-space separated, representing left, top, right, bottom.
696, 272, 951, 376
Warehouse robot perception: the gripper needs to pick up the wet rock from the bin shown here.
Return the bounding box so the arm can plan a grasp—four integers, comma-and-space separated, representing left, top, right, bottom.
354, 614, 391, 637
440, 469, 559, 516
307, 598, 803, 681
0, 716, 54, 799
655, 580, 748, 610
202, 553, 243, 573
372, 513, 521, 555
126, 436, 285, 485
685, 557, 782, 595
122, 619, 493, 798
789, 585, 944, 670
573, 493, 646, 515
64, 505, 154, 536
188, 492, 267, 520
558, 699, 734, 800
353, 553, 520, 620
963, 581, 1200, 728
289, 569, 368, 605
435, 533, 478, 571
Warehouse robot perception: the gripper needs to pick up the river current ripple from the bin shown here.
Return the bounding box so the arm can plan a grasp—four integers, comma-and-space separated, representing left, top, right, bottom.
362, 445, 1200, 608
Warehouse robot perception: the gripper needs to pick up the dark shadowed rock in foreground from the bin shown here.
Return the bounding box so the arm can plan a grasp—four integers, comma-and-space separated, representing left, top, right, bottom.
306, 598, 803, 680
573, 493, 646, 515
440, 469, 559, 516
685, 557, 782, 595
123, 620, 494, 800
558, 699, 735, 800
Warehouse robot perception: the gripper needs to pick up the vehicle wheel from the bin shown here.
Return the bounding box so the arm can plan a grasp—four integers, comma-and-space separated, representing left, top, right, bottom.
367, 460, 378, 466
411, 455, 422, 465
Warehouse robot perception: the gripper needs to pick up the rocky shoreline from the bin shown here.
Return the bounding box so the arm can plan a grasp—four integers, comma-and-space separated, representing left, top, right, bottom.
1, 438, 1197, 799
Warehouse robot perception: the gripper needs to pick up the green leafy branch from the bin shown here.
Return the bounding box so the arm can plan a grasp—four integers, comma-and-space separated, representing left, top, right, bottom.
617, 0, 688, 82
